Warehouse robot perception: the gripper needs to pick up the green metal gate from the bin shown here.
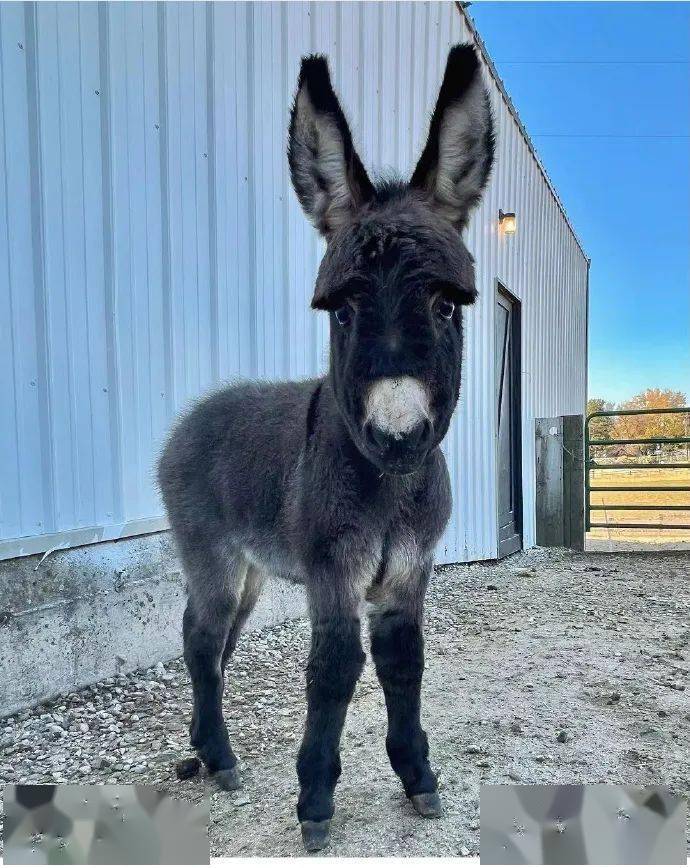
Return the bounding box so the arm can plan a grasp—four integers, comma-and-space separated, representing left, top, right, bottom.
585, 407, 690, 532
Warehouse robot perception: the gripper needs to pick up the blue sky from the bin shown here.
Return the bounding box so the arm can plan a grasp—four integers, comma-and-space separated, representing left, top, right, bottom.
470, 2, 690, 404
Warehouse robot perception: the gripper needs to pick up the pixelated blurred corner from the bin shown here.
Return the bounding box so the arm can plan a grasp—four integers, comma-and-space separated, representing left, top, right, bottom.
3, 784, 209, 865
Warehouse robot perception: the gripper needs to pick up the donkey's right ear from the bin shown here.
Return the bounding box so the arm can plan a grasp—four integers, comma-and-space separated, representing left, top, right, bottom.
288, 55, 374, 238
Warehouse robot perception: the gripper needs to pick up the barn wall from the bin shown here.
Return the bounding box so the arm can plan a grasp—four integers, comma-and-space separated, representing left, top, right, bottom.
0, 1, 588, 565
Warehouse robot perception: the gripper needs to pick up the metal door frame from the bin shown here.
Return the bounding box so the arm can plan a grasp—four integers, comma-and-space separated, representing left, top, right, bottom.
495, 281, 523, 557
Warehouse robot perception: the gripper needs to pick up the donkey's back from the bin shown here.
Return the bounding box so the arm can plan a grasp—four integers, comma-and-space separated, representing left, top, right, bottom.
158, 378, 318, 572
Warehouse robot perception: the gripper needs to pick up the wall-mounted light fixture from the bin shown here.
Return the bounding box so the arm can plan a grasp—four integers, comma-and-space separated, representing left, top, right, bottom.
499, 209, 517, 235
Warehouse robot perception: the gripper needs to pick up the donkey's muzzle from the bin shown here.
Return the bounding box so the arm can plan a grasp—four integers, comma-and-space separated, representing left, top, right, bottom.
363, 417, 432, 473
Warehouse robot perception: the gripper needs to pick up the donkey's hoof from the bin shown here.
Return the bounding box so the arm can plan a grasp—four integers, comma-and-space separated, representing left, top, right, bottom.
300, 819, 331, 852
411, 791, 442, 818
214, 767, 242, 791
175, 756, 201, 780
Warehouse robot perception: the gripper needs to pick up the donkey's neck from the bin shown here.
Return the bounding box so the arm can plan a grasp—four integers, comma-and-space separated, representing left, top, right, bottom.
315, 373, 364, 462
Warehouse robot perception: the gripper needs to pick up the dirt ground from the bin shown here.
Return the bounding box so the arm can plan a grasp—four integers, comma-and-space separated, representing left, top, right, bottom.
1, 547, 689, 857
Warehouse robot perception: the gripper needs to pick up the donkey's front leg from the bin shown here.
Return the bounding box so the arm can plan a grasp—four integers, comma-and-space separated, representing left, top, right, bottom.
369, 561, 440, 818
296, 589, 365, 851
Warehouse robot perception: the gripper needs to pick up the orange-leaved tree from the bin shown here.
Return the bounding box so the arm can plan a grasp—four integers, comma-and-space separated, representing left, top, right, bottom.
611, 389, 689, 453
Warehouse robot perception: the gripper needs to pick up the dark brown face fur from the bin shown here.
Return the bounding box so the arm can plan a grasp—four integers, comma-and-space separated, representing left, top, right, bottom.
288, 44, 494, 473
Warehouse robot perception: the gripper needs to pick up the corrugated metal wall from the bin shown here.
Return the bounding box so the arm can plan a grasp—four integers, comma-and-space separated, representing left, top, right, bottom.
0, 1, 588, 563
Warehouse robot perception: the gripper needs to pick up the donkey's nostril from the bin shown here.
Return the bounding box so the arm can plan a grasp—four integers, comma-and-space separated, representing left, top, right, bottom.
364, 418, 432, 455
407, 418, 432, 449
364, 422, 390, 454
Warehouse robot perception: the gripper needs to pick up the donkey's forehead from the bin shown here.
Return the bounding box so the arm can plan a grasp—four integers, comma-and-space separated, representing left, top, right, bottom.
353, 195, 457, 247
312, 190, 477, 310
352, 222, 420, 267
323, 204, 474, 283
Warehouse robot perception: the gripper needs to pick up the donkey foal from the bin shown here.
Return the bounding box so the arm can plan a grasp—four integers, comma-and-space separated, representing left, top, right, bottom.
158, 44, 494, 852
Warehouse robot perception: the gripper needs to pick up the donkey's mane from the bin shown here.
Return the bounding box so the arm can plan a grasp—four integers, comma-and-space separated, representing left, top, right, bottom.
370, 174, 409, 203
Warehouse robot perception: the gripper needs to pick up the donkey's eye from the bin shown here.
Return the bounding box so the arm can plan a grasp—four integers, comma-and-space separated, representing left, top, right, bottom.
334, 304, 353, 327
436, 298, 455, 320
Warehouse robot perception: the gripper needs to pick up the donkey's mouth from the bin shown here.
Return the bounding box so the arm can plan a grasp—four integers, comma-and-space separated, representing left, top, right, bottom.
368, 448, 429, 476
360, 403, 433, 475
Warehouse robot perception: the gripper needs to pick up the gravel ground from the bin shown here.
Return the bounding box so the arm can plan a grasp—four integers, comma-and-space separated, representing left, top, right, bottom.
1, 547, 689, 857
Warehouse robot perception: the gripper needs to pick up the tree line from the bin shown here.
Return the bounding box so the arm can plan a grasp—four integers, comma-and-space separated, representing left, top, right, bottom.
587, 389, 689, 454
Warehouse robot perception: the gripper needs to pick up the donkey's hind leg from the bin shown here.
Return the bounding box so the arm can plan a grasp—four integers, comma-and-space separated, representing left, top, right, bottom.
182, 546, 248, 789
221, 565, 265, 672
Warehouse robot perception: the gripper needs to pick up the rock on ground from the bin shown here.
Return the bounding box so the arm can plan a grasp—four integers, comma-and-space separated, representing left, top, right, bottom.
1, 547, 689, 857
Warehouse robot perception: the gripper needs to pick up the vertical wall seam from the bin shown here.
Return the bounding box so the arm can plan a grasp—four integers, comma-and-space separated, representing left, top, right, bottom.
376, 2, 383, 168
421, 1, 429, 120
335, 2, 342, 86
232, 5, 241, 374
205, 0, 218, 383
246, 1, 257, 377
357, 1, 364, 162
156, 1, 172, 423
55, 8, 79, 528
409, 1, 416, 169
281, 0, 290, 378
1, 9, 24, 533
393, 1, 400, 170
174, 9, 187, 399
191, 6, 200, 389
96, 0, 123, 524
271, 4, 278, 378
125, 5, 143, 510
24, 2, 57, 534
139, 3, 155, 492
75, 4, 97, 526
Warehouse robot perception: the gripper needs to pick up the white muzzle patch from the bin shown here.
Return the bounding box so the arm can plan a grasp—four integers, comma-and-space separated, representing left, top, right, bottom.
364, 377, 432, 440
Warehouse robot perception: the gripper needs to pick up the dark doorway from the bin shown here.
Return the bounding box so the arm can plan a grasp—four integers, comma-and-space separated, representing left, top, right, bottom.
495, 284, 523, 557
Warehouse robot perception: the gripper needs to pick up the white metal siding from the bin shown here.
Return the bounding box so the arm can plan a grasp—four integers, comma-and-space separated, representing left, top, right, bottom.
0, 1, 588, 563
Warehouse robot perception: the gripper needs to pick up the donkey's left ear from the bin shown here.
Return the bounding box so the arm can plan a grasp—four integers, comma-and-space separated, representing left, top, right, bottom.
288, 55, 374, 238
411, 44, 495, 231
